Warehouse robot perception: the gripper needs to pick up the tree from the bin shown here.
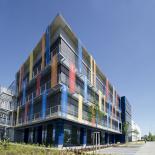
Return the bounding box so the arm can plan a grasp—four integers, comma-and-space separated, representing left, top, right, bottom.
143, 132, 155, 141
122, 122, 129, 135
132, 129, 139, 135
131, 129, 139, 141
88, 104, 105, 123
122, 122, 129, 142
147, 132, 155, 141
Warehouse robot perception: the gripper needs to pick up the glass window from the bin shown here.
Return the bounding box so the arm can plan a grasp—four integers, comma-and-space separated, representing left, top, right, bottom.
64, 125, 72, 146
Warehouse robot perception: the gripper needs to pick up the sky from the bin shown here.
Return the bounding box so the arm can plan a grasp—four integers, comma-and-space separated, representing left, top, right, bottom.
0, 0, 155, 135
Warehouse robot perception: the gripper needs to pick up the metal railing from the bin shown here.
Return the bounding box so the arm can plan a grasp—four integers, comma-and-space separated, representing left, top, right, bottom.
16, 104, 122, 133
17, 105, 78, 126
17, 80, 51, 109
0, 118, 11, 126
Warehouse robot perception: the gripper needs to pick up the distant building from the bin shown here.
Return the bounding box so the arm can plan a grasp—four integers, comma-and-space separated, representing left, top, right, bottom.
131, 120, 141, 141
0, 83, 16, 140
121, 96, 132, 143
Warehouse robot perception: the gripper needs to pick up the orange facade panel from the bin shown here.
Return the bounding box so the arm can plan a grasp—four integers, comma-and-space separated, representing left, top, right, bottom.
51, 54, 58, 87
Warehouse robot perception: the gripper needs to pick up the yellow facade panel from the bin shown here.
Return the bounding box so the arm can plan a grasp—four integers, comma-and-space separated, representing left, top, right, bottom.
78, 94, 83, 122
29, 52, 33, 81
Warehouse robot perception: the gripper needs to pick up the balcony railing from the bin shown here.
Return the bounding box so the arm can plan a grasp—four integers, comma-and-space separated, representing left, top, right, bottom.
17, 105, 78, 126
0, 118, 11, 126
16, 104, 121, 133
17, 80, 51, 109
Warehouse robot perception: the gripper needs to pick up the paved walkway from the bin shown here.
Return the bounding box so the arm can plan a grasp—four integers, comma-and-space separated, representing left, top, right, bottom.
94, 142, 155, 155
136, 142, 155, 155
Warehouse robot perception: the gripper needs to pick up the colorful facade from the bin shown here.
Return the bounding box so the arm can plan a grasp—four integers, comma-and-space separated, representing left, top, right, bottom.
12, 14, 122, 147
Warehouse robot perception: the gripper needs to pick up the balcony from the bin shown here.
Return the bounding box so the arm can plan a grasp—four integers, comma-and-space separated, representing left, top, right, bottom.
0, 118, 11, 127
16, 80, 51, 109
15, 103, 122, 133
16, 105, 78, 126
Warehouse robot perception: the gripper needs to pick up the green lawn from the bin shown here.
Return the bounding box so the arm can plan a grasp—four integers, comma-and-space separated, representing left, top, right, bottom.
0, 142, 115, 155
0, 143, 76, 155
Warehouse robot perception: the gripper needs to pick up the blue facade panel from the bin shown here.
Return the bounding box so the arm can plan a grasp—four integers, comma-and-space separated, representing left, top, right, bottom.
61, 85, 68, 116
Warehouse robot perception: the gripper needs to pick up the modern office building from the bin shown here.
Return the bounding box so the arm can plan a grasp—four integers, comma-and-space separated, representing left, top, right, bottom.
0, 83, 15, 140
131, 120, 141, 141
12, 14, 123, 147
121, 96, 132, 142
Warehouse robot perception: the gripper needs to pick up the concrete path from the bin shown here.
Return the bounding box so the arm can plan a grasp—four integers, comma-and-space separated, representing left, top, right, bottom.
95, 144, 141, 155
94, 142, 155, 155
136, 142, 155, 155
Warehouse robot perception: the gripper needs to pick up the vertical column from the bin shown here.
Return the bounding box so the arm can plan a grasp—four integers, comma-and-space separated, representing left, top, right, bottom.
98, 90, 102, 128
98, 90, 102, 111
19, 66, 21, 93
19, 65, 24, 93
91, 106, 95, 126
84, 76, 87, 102
36, 74, 41, 96
28, 128, 33, 143
22, 80, 26, 105
96, 107, 98, 128
113, 86, 115, 105
78, 39, 82, 73
107, 103, 110, 128
115, 90, 117, 106
117, 121, 119, 131
5, 115, 8, 126
115, 91, 117, 118
105, 132, 109, 145
112, 86, 115, 119
80, 128, 87, 146
78, 94, 83, 122
110, 117, 112, 129
106, 78, 109, 128
41, 34, 45, 70
46, 125, 53, 146
45, 26, 51, 65
112, 134, 115, 144
18, 68, 22, 93
11, 111, 14, 126
61, 85, 68, 117
29, 52, 33, 82
106, 78, 109, 101
42, 125, 47, 145
93, 60, 96, 87
16, 106, 19, 125
116, 94, 119, 109
107, 116, 109, 128
69, 63, 76, 94
110, 105, 112, 128
37, 126, 42, 144
55, 122, 64, 148
90, 55, 93, 85
104, 95, 106, 113
30, 94, 34, 121
51, 54, 58, 88
34, 127, 38, 143
24, 102, 29, 123
42, 90, 47, 119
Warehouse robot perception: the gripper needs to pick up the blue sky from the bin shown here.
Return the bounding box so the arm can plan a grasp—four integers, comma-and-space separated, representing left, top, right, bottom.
0, 0, 155, 135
